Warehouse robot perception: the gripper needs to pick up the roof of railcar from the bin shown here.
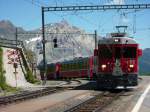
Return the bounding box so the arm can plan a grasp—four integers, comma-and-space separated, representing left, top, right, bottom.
98, 33, 137, 45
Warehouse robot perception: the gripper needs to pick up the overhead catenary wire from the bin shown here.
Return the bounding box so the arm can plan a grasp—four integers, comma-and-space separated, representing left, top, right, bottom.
22, 0, 150, 37
133, 10, 137, 34
23, 0, 148, 33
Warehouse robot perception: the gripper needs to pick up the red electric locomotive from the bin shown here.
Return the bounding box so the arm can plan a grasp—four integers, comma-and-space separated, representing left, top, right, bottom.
95, 26, 142, 89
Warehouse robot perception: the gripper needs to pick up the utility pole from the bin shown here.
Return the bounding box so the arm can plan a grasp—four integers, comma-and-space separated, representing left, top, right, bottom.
41, 7, 47, 84
15, 28, 18, 47
94, 30, 97, 49
13, 63, 18, 88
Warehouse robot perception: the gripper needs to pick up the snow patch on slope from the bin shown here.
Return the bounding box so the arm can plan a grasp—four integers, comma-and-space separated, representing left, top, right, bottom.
25, 36, 42, 44
24, 20, 95, 65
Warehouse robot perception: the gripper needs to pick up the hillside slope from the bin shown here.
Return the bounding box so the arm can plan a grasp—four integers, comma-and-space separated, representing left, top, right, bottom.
139, 48, 150, 74
0, 20, 24, 39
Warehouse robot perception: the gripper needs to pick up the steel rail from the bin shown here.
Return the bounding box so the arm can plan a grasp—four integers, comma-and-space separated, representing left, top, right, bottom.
65, 90, 125, 112
0, 87, 73, 106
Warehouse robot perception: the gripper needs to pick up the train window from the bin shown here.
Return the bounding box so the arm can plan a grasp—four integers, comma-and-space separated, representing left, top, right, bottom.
115, 47, 121, 59
76, 61, 79, 69
47, 64, 54, 72
123, 47, 137, 58
67, 63, 70, 70
99, 47, 112, 58
61, 64, 64, 71
82, 61, 85, 69
64, 64, 66, 71
71, 62, 74, 70
85, 60, 88, 68
74, 62, 76, 70
76, 62, 78, 69
69, 63, 72, 70
80, 61, 83, 69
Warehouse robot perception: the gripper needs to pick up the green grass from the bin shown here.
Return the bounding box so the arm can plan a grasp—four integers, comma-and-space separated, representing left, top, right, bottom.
0, 47, 7, 90
25, 70, 39, 83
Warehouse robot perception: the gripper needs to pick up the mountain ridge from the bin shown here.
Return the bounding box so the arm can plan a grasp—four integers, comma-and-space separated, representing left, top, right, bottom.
0, 20, 25, 39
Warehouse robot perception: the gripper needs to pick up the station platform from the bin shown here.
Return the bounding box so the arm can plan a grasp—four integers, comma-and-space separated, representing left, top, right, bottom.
132, 81, 150, 112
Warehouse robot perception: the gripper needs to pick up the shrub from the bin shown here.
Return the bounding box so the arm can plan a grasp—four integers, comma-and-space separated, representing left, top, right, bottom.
25, 70, 38, 83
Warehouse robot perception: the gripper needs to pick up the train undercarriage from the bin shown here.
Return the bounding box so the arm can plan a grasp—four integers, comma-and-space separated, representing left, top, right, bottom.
96, 74, 138, 89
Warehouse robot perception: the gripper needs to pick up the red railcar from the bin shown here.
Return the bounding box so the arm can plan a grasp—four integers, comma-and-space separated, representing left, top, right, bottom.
95, 32, 142, 89
40, 57, 94, 80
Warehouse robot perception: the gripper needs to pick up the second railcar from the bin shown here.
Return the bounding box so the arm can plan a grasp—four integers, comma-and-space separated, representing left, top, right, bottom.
40, 57, 94, 80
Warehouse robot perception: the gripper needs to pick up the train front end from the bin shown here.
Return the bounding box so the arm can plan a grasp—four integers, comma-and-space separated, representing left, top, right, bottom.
96, 33, 142, 89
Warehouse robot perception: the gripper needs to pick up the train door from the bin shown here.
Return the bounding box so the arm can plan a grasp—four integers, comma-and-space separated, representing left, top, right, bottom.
89, 56, 94, 79
55, 63, 60, 79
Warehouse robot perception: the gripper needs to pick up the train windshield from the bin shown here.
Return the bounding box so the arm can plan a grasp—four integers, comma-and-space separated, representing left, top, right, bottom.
115, 47, 121, 59
114, 47, 137, 58
123, 47, 137, 58
99, 47, 112, 58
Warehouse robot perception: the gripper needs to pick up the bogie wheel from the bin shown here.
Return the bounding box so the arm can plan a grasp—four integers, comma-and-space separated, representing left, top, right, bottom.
96, 79, 104, 90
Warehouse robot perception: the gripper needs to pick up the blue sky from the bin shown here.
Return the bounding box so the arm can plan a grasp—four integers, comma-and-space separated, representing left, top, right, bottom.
0, 0, 150, 49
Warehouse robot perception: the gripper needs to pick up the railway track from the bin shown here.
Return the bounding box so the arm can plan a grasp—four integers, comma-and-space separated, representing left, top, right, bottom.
57, 79, 82, 87
0, 86, 72, 106
66, 79, 82, 85
65, 90, 125, 112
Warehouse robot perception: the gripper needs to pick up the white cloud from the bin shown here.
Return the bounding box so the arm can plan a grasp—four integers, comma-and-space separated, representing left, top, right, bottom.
108, 0, 125, 5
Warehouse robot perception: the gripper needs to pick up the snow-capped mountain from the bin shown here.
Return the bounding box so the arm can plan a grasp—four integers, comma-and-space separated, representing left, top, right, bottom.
24, 20, 95, 64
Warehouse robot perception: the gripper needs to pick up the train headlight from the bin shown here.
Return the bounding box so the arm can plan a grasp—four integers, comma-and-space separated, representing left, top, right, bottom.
129, 64, 134, 68
101, 64, 106, 69
114, 39, 119, 42
114, 38, 120, 43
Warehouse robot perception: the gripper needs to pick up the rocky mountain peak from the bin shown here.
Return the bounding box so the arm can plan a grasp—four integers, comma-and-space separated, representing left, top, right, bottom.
45, 20, 82, 34
60, 19, 69, 26
0, 20, 14, 27
0, 20, 25, 39
0, 20, 16, 33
